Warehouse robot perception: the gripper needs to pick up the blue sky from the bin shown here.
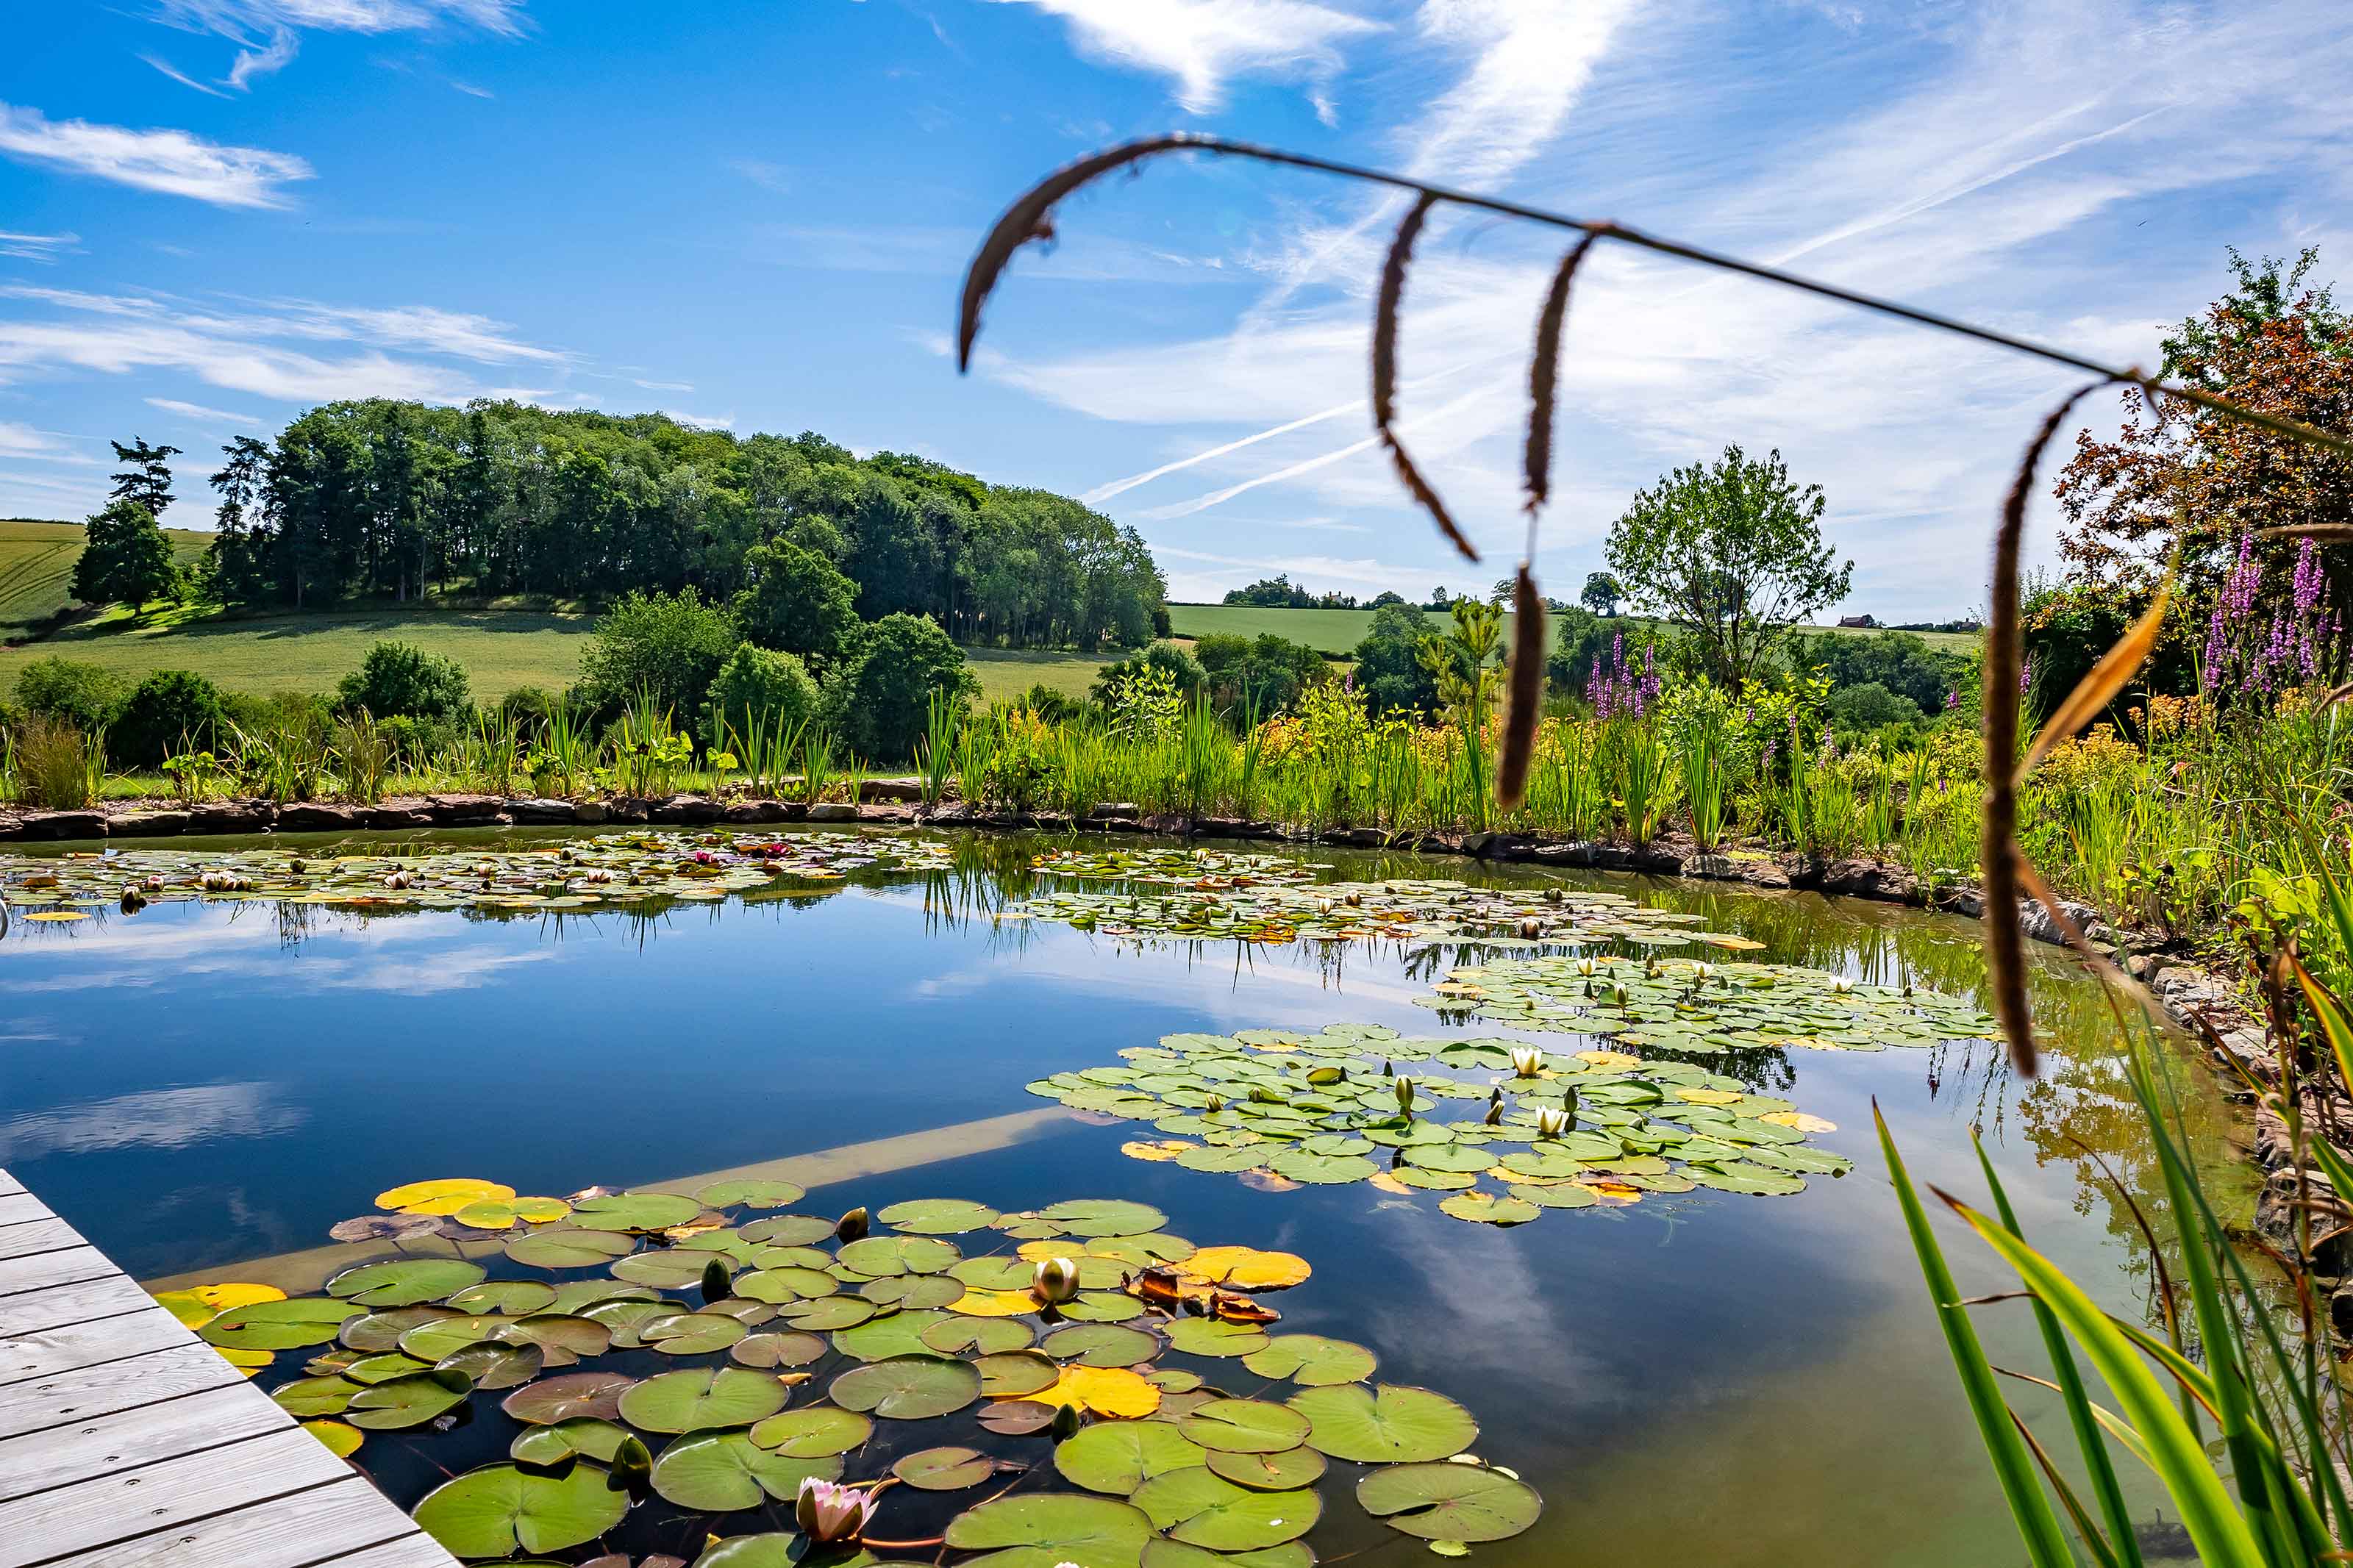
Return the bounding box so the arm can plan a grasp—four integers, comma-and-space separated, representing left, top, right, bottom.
3, 0, 2347, 617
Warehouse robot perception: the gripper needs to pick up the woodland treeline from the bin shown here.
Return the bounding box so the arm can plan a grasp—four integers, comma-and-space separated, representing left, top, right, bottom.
199, 401, 1168, 650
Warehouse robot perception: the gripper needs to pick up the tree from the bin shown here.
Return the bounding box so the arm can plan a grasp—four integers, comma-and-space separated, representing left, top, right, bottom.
1092, 641, 1207, 704
2056, 248, 2353, 661
1191, 633, 1327, 717
1223, 575, 1315, 608
1429, 585, 1452, 609
205, 436, 276, 606
108, 437, 179, 516
1605, 445, 1851, 688
112, 670, 226, 767
737, 537, 859, 668
71, 499, 179, 614
579, 588, 741, 718
1369, 590, 1407, 608
821, 613, 976, 760
1579, 570, 1622, 617
1351, 602, 1439, 717
703, 642, 818, 750
335, 641, 473, 720
1788, 629, 1968, 712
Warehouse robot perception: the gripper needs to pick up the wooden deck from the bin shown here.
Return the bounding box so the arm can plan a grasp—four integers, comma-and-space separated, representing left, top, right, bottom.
0, 1167, 458, 1568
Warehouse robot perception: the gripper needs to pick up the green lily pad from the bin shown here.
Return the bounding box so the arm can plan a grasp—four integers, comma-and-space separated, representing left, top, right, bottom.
611, 1250, 725, 1289
747, 1404, 874, 1456
1265, 1149, 1378, 1184
1508, 1182, 1598, 1209
571, 1191, 705, 1231
271, 1375, 361, 1417
1437, 1193, 1542, 1225
732, 1331, 829, 1369
1140, 1539, 1313, 1568
338, 1306, 455, 1353
1042, 1323, 1158, 1368
512, 1417, 630, 1467
690, 1533, 800, 1567
1054, 1420, 1207, 1494
696, 1179, 807, 1209
396, 1314, 504, 1362
1206, 1446, 1327, 1491
618, 1367, 790, 1433
782, 1295, 876, 1331
832, 1309, 951, 1362
943, 1492, 1154, 1568
413, 1462, 629, 1557
924, 1317, 1034, 1356
1179, 1399, 1313, 1454
201, 1298, 360, 1350
976, 1350, 1060, 1397
829, 1354, 982, 1420
501, 1372, 635, 1425
734, 1266, 839, 1303
498, 1313, 613, 1363
1400, 1145, 1501, 1175
860, 1274, 963, 1309
449, 1281, 560, 1316
1176, 1145, 1270, 1174
876, 1198, 1001, 1234
349, 1370, 471, 1429
435, 1339, 543, 1390
895, 1445, 996, 1490
1240, 1336, 1377, 1387
342, 1353, 432, 1385
1290, 1383, 1477, 1463
1129, 1469, 1322, 1550
1057, 1292, 1148, 1324
1165, 1319, 1268, 1358
326, 1259, 486, 1308
1357, 1462, 1543, 1542
836, 1235, 961, 1277
640, 1312, 749, 1355
507, 1228, 637, 1269
1035, 1199, 1168, 1237
740, 1214, 838, 1246
653, 1430, 843, 1510
1688, 1164, 1807, 1195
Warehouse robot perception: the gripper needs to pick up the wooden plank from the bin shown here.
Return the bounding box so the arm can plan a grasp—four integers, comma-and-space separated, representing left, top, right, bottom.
0, 1194, 51, 1227
0, 1380, 290, 1503
0, 1342, 243, 1442
0, 1172, 24, 1197
0, 1425, 351, 1568
314, 1532, 465, 1568
0, 1272, 154, 1339
0, 1219, 87, 1264
0, 1247, 115, 1300
35, 1475, 435, 1568
0, 1311, 190, 1387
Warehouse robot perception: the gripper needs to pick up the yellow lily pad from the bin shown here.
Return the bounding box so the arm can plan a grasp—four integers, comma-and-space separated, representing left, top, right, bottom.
375, 1178, 515, 1216
1179, 1247, 1310, 1292
1017, 1365, 1162, 1419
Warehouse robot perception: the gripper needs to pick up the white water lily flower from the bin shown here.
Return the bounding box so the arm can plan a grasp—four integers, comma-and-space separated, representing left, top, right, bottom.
1510, 1047, 1545, 1078
796, 1477, 876, 1544
1032, 1256, 1081, 1304
1536, 1108, 1570, 1138
1832, 975, 1854, 994
1575, 958, 1597, 977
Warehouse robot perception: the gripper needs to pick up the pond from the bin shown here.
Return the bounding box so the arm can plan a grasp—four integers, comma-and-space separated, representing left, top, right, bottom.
0, 829, 2243, 1567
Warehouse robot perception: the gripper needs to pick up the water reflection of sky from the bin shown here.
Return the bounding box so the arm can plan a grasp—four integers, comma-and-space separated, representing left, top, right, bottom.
0, 842, 2228, 1567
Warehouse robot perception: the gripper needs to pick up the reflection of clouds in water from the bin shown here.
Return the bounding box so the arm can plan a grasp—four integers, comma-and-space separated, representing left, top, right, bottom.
0, 912, 551, 996
0, 1081, 305, 1161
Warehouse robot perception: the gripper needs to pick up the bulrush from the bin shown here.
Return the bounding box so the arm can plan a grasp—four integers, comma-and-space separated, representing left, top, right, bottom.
1032, 1256, 1081, 1304
796, 1478, 876, 1544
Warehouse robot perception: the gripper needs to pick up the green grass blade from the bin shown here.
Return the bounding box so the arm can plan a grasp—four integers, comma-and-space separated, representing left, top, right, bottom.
1976, 1135, 2145, 1568
1947, 1195, 2265, 1568
1875, 1104, 2074, 1567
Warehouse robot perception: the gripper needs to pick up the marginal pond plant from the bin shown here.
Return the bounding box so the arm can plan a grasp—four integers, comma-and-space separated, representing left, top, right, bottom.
160, 1182, 1538, 1564
1027, 1018, 1852, 1222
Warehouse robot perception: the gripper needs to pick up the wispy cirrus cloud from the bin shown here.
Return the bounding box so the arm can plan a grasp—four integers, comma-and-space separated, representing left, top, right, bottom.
0, 102, 313, 207
146, 395, 265, 423
0, 229, 82, 262
985, 0, 1382, 123
144, 0, 529, 92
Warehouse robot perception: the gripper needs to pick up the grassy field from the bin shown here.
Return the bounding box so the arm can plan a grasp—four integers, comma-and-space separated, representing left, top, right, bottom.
1167, 603, 1979, 656
963, 646, 1111, 706
0, 518, 213, 637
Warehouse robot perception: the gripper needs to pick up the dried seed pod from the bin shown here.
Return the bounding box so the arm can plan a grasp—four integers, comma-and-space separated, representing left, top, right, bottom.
1496, 565, 1546, 809
1374, 192, 1478, 562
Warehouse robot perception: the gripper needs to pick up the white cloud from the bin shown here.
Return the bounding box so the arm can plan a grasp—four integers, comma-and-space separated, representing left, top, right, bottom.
660, 409, 735, 431
0, 229, 79, 262
0, 423, 96, 464
146, 395, 265, 423
987, 0, 1382, 119
0, 102, 313, 208
145, 1, 527, 93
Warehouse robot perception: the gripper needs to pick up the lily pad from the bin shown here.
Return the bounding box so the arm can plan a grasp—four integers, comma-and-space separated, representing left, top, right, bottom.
349, 1370, 471, 1429
618, 1367, 790, 1433
503, 1372, 637, 1425
508, 1228, 637, 1269
512, 1418, 631, 1466
829, 1354, 982, 1420
895, 1445, 996, 1490
301, 1420, 364, 1459
876, 1198, 1000, 1234
1055, 1420, 1207, 1494
326, 1259, 485, 1308
571, 1192, 704, 1231
652, 1430, 842, 1511
1357, 1463, 1542, 1542
943, 1492, 1155, 1568
1206, 1447, 1327, 1491
924, 1317, 1034, 1356
1042, 1322, 1159, 1368
200, 1297, 360, 1351
1166, 1319, 1268, 1358
449, 1281, 560, 1316
732, 1331, 828, 1369
1241, 1335, 1377, 1387
747, 1404, 874, 1456
436, 1339, 544, 1390
271, 1375, 360, 1417
1179, 1399, 1313, 1454
1035, 1199, 1168, 1237
1129, 1469, 1322, 1550
832, 1309, 951, 1362
1290, 1384, 1477, 1464
413, 1462, 629, 1557
640, 1312, 749, 1355
835, 1235, 960, 1278
696, 1179, 806, 1209
976, 1350, 1060, 1397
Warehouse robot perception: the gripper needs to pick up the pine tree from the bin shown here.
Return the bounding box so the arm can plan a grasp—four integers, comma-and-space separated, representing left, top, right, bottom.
71, 499, 179, 614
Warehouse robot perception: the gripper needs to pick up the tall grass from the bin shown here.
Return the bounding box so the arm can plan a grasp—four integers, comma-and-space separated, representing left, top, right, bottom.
9, 716, 104, 809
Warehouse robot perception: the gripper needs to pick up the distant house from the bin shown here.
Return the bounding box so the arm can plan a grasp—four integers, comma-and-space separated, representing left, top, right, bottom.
1837, 614, 1877, 629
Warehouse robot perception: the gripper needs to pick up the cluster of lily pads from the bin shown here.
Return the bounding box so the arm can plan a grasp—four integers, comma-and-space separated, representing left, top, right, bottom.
0, 831, 955, 923
1422, 954, 2004, 1055
161, 1179, 1538, 1565
1012, 856, 1757, 951
1028, 1009, 1856, 1222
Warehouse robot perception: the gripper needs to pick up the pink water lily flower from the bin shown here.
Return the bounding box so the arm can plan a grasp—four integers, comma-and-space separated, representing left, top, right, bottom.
796, 1476, 876, 1544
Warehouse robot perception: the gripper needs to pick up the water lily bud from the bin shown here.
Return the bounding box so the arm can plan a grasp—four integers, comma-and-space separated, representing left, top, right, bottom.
1316, 898, 1334, 916
796, 1476, 876, 1543
1382, 1060, 1394, 1077
1536, 1108, 1569, 1139
1483, 1099, 1504, 1125
1693, 962, 1715, 981
1901, 982, 1914, 998
701, 1257, 732, 1302
1510, 1047, 1544, 1078
1544, 887, 1563, 904
610, 1433, 653, 1496
1343, 890, 1363, 906
1205, 1093, 1225, 1114
1560, 1087, 1579, 1126
1610, 982, 1628, 1008
1394, 1077, 1415, 1113
1032, 1256, 1081, 1305
1518, 917, 1542, 939
1050, 1403, 1084, 1442
1644, 958, 1659, 978
835, 1207, 870, 1243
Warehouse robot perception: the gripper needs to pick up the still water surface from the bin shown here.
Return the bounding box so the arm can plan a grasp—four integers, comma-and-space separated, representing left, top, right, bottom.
0, 831, 2238, 1566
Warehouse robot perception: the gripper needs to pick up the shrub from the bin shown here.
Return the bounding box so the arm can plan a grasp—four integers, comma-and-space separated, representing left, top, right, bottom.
821, 613, 977, 762
15, 657, 123, 734
736, 538, 860, 668
1091, 641, 1207, 704
336, 640, 472, 720
579, 588, 740, 719
1005, 682, 1088, 726
1789, 629, 1968, 712
222, 690, 333, 738
1352, 601, 1439, 717
704, 642, 818, 750
499, 686, 557, 729
1825, 680, 1924, 733
111, 670, 227, 767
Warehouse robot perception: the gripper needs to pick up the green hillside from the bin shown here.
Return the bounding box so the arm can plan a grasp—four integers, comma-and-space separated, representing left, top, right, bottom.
1168, 603, 1979, 656
0, 518, 212, 637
